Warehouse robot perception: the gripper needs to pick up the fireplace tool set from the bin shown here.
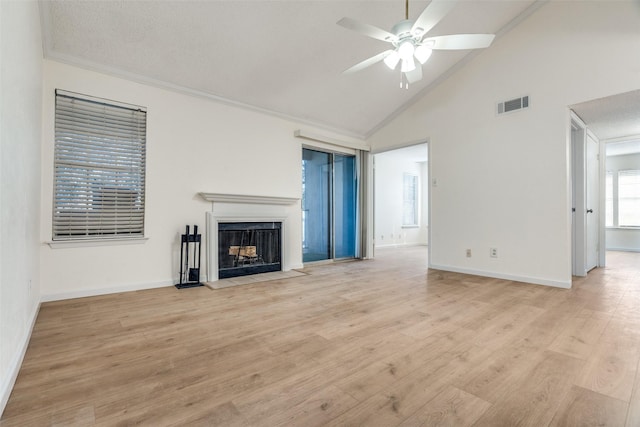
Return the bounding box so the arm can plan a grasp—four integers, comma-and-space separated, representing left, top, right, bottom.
176, 224, 203, 289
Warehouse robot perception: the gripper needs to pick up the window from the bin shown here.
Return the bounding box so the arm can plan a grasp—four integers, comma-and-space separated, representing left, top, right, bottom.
53, 90, 147, 240
402, 173, 418, 226
606, 168, 640, 228
618, 170, 640, 227
605, 171, 613, 227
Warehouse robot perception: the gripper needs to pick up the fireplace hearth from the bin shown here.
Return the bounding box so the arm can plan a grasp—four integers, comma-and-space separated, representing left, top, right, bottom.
218, 221, 282, 279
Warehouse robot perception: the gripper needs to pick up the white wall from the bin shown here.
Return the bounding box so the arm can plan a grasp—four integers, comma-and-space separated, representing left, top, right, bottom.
368, 1, 640, 288
40, 60, 364, 300
606, 152, 640, 252
374, 148, 428, 247
0, 0, 43, 415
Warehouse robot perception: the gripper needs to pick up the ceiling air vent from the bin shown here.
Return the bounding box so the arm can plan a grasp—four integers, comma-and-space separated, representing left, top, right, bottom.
497, 96, 529, 115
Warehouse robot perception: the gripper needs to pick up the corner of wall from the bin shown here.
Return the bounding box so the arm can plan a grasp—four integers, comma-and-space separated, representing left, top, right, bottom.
0, 303, 40, 416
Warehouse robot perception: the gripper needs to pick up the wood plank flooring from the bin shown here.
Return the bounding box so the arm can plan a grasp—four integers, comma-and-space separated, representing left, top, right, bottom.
2, 247, 640, 426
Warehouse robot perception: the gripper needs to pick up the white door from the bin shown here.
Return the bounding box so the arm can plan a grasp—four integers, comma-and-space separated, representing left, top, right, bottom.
585, 132, 599, 271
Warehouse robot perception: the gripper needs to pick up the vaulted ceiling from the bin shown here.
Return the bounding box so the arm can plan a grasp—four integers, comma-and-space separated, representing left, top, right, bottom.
40, 0, 542, 138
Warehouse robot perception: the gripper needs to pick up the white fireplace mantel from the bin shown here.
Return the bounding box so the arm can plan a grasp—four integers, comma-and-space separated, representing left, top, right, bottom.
199, 192, 299, 206
200, 192, 300, 282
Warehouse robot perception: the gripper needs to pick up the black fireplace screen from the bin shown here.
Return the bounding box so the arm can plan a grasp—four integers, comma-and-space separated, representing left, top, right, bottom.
218, 222, 282, 279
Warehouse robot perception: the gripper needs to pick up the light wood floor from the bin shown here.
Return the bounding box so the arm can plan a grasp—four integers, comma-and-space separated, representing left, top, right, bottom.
2, 247, 640, 426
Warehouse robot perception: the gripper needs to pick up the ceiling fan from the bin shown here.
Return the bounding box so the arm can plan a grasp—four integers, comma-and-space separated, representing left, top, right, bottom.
338, 0, 495, 88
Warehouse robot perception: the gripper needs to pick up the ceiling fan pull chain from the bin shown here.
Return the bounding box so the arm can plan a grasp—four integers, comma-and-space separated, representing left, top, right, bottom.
405, 0, 409, 20
400, 71, 409, 89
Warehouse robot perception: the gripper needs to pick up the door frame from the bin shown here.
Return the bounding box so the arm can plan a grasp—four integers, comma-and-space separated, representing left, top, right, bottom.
371, 139, 430, 263
570, 111, 602, 276
301, 146, 359, 263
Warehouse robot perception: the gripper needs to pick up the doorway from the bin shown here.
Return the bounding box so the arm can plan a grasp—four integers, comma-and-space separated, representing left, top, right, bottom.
570, 113, 600, 276
571, 89, 640, 272
373, 143, 429, 253
301, 148, 356, 262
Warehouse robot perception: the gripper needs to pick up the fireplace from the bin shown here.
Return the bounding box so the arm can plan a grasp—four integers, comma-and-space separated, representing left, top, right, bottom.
200, 192, 300, 282
217, 221, 282, 279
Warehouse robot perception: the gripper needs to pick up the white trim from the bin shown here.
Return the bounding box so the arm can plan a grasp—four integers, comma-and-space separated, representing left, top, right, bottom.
427, 141, 432, 268
47, 237, 148, 249
206, 214, 288, 282
570, 111, 588, 277
429, 264, 571, 289
602, 134, 640, 145
376, 243, 426, 249
1, 302, 40, 417
606, 226, 640, 230
199, 193, 298, 206
294, 130, 370, 152
40, 280, 174, 302
371, 138, 429, 155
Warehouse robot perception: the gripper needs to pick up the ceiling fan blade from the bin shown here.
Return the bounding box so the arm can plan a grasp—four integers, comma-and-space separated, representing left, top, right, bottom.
411, 0, 458, 36
337, 17, 397, 43
405, 65, 423, 84
426, 34, 496, 50
343, 50, 394, 74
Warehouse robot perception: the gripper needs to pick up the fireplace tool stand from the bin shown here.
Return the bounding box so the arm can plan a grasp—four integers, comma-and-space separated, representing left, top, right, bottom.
176, 224, 204, 289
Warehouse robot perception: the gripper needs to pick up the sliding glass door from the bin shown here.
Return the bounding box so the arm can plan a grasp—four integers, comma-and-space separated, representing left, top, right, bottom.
334, 154, 356, 258
302, 148, 356, 262
302, 149, 331, 261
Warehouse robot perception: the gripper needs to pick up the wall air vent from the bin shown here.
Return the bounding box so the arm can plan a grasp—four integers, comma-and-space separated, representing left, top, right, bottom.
497, 96, 529, 115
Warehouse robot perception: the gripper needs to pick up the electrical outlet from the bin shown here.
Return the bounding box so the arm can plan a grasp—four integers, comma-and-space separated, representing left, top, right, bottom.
466, 249, 472, 258
490, 248, 498, 258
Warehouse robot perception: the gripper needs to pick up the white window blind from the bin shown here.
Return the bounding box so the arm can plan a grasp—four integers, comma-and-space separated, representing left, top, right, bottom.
53, 90, 147, 240
618, 169, 640, 227
605, 171, 613, 227
402, 173, 418, 226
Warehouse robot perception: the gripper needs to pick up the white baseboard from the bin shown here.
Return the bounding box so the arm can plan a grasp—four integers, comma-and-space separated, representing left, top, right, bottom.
376, 242, 427, 249
1, 302, 40, 417
607, 247, 640, 253
428, 263, 571, 289
41, 280, 174, 302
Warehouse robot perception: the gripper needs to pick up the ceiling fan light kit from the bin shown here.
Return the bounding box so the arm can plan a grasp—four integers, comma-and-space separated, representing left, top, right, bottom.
414, 44, 433, 64
338, 0, 496, 88
383, 51, 401, 70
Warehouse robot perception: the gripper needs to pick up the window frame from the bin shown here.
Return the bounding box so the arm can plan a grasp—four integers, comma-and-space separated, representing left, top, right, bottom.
605, 168, 640, 229
617, 169, 640, 228
402, 173, 419, 227
52, 90, 147, 242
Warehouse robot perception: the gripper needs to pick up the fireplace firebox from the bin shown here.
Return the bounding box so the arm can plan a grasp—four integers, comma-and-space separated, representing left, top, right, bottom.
218, 221, 282, 279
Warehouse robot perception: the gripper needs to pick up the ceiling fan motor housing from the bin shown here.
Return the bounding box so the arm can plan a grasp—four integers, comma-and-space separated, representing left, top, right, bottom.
390, 20, 418, 45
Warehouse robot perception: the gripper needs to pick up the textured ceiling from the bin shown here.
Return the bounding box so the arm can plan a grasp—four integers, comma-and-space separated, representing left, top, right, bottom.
40, 0, 539, 138
572, 89, 640, 142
